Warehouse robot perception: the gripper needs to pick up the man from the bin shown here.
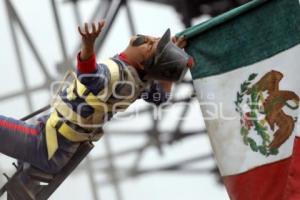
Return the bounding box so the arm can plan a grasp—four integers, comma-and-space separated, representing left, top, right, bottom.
0, 20, 191, 174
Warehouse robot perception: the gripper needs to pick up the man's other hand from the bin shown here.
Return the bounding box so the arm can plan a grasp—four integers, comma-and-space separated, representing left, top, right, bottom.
172, 36, 187, 49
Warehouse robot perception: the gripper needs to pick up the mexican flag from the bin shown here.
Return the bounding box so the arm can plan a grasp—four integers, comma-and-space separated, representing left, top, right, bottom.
178, 0, 300, 199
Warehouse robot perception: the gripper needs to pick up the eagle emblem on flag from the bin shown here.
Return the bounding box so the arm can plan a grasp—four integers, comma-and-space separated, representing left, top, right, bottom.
235, 70, 299, 156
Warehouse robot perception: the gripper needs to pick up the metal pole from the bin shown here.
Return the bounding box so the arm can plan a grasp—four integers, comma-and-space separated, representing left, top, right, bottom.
124, 0, 136, 35
85, 156, 100, 200
20, 105, 50, 121
7, 1, 52, 82
5, 0, 34, 113
103, 134, 123, 200
94, 0, 123, 54
72, 0, 82, 25
50, 0, 70, 69
0, 84, 46, 102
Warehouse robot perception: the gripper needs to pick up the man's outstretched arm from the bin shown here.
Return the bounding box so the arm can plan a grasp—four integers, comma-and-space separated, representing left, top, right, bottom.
76, 21, 111, 95
77, 21, 105, 74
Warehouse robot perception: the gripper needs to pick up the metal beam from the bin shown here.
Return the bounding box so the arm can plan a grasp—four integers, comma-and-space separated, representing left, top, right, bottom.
85, 157, 100, 200
6, 0, 52, 82
5, 0, 34, 113
103, 133, 124, 200
50, 0, 71, 71
0, 84, 47, 102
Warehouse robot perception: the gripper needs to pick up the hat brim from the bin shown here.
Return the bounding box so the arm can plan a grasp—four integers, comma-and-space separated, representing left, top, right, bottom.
156, 28, 171, 54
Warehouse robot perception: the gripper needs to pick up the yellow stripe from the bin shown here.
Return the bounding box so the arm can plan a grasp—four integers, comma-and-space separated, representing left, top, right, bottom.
75, 59, 120, 102
58, 123, 90, 142
66, 80, 76, 101
46, 110, 104, 159
74, 58, 121, 112
76, 80, 86, 97
52, 96, 91, 125
102, 59, 120, 95
45, 121, 58, 159
45, 111, 61, 159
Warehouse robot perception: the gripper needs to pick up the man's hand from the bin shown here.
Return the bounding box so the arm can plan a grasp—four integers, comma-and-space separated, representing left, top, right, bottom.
172, 36, 187, 49
78, 20, 105, 61
172, 35, 194, 69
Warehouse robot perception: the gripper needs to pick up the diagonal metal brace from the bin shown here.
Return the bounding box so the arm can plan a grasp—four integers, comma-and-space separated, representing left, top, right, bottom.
0, 142, 94, 200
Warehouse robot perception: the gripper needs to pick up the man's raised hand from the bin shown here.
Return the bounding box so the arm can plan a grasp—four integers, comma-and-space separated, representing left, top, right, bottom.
78, 20, 105, 60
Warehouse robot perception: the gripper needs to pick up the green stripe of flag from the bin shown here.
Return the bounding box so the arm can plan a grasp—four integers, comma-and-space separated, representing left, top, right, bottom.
178, 0, 267, 39
178, 0, 300, 79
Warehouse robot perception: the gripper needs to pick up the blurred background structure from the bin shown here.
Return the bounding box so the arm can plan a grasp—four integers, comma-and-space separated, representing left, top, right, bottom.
0, 0, 249, 199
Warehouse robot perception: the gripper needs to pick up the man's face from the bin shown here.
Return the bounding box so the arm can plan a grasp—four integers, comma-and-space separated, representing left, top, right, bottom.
129, 35, 160, 65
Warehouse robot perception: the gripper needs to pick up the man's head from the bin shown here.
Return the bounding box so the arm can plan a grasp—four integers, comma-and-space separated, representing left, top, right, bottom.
123, 29, 192, 81
123, 34, 160, 70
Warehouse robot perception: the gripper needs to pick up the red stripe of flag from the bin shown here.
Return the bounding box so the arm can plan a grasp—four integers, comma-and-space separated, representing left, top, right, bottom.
223, 136, 300, 200
283, 136, 300, 200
